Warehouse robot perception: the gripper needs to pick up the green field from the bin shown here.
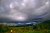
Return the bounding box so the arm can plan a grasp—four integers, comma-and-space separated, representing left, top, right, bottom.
5, 27, 50, 33
0, 26, 50, 33
0, 20, 50, 33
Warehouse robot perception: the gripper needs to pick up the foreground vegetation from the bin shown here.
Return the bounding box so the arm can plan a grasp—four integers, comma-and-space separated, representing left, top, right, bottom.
0, 20, 50, 33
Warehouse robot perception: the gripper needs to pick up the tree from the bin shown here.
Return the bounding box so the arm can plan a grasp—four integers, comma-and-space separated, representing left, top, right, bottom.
0, 24, 9, 33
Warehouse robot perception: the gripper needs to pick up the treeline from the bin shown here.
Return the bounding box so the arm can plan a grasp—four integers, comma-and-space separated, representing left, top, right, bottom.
33, 20, 50, 30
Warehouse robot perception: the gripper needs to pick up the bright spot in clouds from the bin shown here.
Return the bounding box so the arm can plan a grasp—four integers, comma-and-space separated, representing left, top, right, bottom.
16, 15, 27, 21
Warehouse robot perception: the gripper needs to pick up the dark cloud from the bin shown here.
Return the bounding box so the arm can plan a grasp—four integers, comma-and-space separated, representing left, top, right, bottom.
0, 0, 49, 23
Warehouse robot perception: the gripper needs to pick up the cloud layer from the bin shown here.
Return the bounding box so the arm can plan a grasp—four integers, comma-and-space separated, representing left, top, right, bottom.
0, 0, 49, 22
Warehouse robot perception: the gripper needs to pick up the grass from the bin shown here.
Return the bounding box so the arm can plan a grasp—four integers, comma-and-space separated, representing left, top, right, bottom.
4, 26, 50, 33
0, 24, 50, 33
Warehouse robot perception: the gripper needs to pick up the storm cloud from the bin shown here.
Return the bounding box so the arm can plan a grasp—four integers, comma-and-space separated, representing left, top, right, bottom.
0, 0, 50, 22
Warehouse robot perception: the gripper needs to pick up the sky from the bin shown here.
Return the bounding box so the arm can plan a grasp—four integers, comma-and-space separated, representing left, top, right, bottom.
0, 0, 50, 25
